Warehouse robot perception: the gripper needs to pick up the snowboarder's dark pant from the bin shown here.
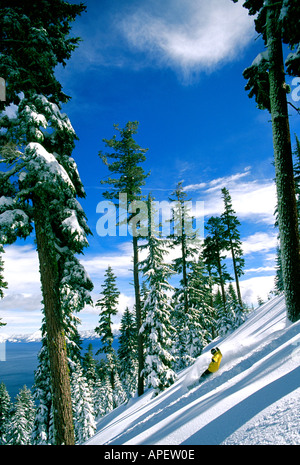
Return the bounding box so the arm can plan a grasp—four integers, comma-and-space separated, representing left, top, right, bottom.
200, 369, 212, 380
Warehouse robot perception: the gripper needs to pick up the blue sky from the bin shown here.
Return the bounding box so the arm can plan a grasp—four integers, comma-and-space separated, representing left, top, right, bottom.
1, 0, 300, 337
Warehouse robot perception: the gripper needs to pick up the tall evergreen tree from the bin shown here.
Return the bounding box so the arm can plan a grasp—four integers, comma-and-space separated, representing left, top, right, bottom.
274, 245, 284, 294
217, 284, 247, 336
0, 382, 11, 445
203, 217, 232, 312
95, 266, 119, 357
71, 361, 96, 444
221, 187, 245, 307
32, 329, 54, 445
95, 266, 127, 406
33, 259, 93, 446
82, 343, 105, 418
0, 1, 89, 444
6, 386, 35, 445
99, 121, 149, 396
232, 0, 300, 322
187, 256, 215, 349
168, 182, 202, 369
117, 307, 138, 398
293, 135, 300, 230
109, 352, 128, 408
168, 182, 199, 315
139, 195, 176, 396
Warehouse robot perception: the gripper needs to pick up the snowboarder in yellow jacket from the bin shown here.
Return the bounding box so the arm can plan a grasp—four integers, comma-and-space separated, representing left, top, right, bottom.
187, 347, 222, 390
200, 347, 222, 379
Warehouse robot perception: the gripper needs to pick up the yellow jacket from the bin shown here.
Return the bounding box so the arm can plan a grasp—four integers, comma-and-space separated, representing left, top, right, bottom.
208, 349, 222, 373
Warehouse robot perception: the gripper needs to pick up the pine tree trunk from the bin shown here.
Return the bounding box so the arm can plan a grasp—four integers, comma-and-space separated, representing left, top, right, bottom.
34, 199, 75, 445
133, 235, 144, 396
266, 2, 300, 322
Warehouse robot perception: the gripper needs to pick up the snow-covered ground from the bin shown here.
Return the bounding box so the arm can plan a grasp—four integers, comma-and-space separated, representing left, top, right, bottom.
86, 294, 300, 445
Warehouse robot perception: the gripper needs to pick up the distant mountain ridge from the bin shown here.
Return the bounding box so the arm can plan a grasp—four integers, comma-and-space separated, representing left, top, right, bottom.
0, 329, 104, 343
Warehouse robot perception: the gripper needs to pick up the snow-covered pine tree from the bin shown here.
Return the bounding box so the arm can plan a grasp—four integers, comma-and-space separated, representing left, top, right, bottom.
217, 284, 247, 336
71, 360, 96, 444
82, 343, 98, 382
93, 377, 107, 419
186, 256, 216, 352
293, 135, 300, 231
31, 326, 54, 445
6, 386, 35, 445
95, 266, 127, 407
95, 266, 119, 356
108, 352, 127, 408
59, 251, 96, 440
117, 307, 138, 398
95, 373, 114, 415
82, 343, 105, 418
99, 122, 150, 396
171, 255, 215, 368
0, 244, 7, 299
168, 182, 202, 369
274, 245, 284, 294
221, 187, 245, 307
0, 382, 11, 445
203, 216, 232, 313
0, 1, 90, 444
139, 195, 176, 396
168, 182, 199, 313
232, 0, 300, 322
33, 254, 94, 445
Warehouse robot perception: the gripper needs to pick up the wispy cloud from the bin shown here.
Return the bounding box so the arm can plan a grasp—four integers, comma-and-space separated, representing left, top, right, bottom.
81, 242, 134, 279
119, 0, 255, 79
185, 167, 252, 193
61, 0, 255, 82
242, 232, 278, 255
185, 166, 277, 224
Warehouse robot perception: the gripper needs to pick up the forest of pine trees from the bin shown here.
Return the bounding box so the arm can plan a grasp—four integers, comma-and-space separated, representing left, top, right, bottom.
0, 179, 249, 443
1, 0, 300, 446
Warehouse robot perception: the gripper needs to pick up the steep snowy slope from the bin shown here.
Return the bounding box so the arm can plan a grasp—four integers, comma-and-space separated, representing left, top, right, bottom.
86, 295, 300, 445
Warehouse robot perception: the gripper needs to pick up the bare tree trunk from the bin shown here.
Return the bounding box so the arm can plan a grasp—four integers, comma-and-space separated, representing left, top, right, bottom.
266, 2, 300, 322
34, 199, 75, 445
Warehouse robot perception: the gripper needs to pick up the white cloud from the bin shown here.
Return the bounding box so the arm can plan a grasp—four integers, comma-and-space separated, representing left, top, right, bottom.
242, 232, 278, 255
1, 245, 42, 320
81, 250, 132, 278
185, 167, 277, 225
119, 0, 255, 78
2, 244, 40, 294
1, 245, 43, 334
240, 276, 276, 307
245, 266, 276, 274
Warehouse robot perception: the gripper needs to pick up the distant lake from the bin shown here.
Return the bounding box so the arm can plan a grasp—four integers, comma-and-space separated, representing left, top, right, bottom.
0, 339, 106, 401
